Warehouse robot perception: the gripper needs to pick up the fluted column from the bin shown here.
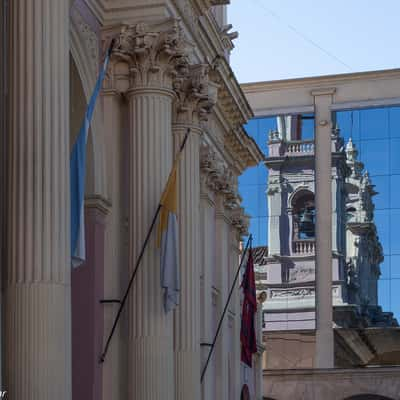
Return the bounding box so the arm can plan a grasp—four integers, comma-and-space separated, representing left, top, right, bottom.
4, 1, 71, 399
215, 196, 231, 400
173, 122, 202, 400
199, 175, 216, 400
172, 64, 217, 400
113, 19, 185, 400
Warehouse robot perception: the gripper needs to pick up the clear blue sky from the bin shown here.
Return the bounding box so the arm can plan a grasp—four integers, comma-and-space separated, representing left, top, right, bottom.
229, 0, 400, 83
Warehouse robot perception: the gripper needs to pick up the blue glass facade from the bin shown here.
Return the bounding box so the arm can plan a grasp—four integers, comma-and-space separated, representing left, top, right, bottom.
336, 107, 400, 320
239, 108, 400, 319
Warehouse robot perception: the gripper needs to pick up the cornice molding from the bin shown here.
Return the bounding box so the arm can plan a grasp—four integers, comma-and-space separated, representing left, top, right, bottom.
242, 68, 400, 94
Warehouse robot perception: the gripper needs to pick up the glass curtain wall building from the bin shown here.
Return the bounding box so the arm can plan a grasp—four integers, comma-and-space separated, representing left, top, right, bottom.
239, 107, 400, 367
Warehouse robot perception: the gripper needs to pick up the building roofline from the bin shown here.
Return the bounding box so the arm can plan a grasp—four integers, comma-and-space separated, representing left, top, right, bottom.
241, 68, 400, 94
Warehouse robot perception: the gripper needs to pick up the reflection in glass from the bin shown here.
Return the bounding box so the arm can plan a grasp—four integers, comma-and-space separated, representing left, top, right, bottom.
333, 107, 400, 368
240, 109, 400, 370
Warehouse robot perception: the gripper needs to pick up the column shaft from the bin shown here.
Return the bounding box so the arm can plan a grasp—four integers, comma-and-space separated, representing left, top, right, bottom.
5, 0, 71, 398
173, 124, 201, 400
128, 88, 175, 400
215, 200, 230, 400
313, 89, 335, 368
200, 190, 216, 400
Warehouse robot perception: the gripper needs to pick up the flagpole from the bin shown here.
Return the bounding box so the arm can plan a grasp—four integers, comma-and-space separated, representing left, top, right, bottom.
99, 128, 191, 364
200, 234, 253, 383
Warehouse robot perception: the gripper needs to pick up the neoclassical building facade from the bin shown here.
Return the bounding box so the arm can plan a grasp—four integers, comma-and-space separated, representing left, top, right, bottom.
0, 1, 263, 399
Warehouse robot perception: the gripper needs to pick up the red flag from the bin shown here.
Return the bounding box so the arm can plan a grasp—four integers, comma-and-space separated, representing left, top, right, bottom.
240, 248, 257, 367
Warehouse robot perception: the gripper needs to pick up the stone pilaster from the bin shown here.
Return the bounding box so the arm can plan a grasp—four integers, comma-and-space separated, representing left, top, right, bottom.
172, 64, 216, 400
4, 1, 71, 398
112, 19, 185, 400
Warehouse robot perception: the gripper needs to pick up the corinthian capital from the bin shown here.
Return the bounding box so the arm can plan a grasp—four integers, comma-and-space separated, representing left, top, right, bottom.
112, 18, 187, 89
231, 207, 250, 237
173, 64, 218, 125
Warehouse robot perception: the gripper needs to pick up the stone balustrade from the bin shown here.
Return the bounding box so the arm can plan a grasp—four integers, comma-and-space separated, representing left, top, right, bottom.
293, 239, 315, 255
285, 140, 314, 155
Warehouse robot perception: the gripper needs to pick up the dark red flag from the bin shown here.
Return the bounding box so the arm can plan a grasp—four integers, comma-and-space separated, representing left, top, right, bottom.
240, 248, 257, 367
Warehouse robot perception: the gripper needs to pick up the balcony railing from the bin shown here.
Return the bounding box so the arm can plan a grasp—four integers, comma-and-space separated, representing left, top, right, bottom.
285, 140, 314, 155
293, 239, 315, 255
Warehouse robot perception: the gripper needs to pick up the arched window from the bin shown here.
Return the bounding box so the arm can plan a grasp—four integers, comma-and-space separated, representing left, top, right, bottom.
292, 190, 315, 240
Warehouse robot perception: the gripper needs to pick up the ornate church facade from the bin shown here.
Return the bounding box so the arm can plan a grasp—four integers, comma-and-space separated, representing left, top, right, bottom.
0, 1, 264, 399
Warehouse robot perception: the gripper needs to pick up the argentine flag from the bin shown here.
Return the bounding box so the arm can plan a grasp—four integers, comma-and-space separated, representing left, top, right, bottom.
70, 43, 113, 267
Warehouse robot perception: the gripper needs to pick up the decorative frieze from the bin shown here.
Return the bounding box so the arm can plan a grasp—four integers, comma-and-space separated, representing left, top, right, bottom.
267, 286, 341, 300
270, 287, 314, 299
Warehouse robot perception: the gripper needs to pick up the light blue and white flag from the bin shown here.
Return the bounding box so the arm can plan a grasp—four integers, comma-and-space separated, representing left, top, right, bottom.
70, 42, 114, 267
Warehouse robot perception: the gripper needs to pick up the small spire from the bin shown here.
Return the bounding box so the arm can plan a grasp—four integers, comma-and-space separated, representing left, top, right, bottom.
345, 137, 358, 161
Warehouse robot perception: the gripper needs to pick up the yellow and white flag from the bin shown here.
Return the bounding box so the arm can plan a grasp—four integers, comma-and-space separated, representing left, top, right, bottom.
157, 164, 180, 313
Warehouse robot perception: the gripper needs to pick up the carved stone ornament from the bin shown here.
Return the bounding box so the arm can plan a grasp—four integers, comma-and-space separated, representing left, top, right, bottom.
200, 141, 220, 192
270, 288, 314, 299
112, 18, 187, 88
288, 266, 315, 283
200, 141, 243, 219
220, 24, 238, 54
173, 64, 218, 125
230, 207, 249, 236
267, 176, 283, 196
71, 8, 99, 78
